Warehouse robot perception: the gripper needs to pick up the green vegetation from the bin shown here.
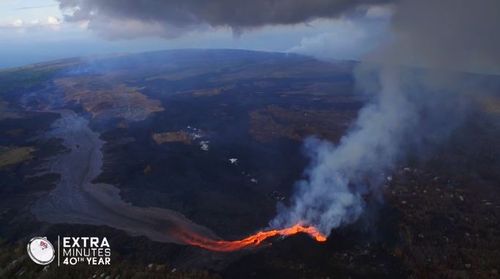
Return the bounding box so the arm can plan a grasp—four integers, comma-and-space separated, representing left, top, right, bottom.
0, 68, 53, 95
0, 100, 21, 120
0, 59, 79, 97
0, 146, 35, 168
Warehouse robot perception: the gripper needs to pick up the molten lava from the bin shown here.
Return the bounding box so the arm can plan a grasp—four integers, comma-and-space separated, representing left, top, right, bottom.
176, 224, 327, 252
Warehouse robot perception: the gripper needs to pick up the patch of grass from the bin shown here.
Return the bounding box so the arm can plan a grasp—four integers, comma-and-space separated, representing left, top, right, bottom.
152, 131, 192, 144
55, 76, 164, 121
481, 96, 500, 114
0, 146, 35, 168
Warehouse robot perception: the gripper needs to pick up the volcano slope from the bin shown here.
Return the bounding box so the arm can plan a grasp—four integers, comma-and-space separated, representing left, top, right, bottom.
0, 50, 498, 278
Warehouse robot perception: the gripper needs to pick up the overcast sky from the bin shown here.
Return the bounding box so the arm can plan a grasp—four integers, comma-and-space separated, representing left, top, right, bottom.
0, 0, 392, 68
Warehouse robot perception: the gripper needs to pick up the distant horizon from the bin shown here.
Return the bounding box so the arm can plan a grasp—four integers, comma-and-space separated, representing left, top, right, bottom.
0, 1, 390, 69
0, 47, 363, 70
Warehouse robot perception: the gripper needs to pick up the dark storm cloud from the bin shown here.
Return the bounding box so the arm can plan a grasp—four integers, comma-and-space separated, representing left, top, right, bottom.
56, 0, 393, 37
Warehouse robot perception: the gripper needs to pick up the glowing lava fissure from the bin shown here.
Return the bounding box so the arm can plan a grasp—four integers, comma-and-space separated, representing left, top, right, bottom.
175, 224, 327, 252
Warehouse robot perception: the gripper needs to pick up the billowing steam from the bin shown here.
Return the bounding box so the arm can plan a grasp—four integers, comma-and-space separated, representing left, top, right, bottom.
272, 0, 500, 235
271, 67, 418, 234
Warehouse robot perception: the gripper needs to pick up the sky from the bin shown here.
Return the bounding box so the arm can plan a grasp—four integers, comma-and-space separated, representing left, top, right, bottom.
0, 0, 392, 68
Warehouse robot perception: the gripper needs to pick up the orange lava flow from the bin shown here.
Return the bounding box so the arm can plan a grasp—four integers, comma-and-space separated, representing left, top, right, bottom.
176, 224, 327, 252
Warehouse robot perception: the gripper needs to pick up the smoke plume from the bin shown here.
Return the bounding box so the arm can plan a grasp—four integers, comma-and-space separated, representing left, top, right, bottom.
272, 0, 500, 235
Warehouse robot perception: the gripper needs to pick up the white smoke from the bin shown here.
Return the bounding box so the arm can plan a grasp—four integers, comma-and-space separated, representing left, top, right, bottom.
271, 66, 420, 233
272, 0, 500, 235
